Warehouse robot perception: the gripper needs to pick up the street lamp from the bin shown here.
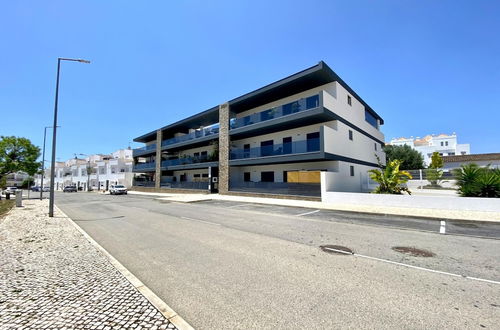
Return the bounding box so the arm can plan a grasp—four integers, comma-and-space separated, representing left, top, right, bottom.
48, 58, 90, 217
40, 126, 59, 200
76, 153, 92, 192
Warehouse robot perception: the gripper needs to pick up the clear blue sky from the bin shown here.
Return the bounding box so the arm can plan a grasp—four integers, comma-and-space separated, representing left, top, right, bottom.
1, 0, 499, 161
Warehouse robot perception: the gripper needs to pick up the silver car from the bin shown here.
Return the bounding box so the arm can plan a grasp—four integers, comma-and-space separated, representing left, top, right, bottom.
109, 185, 127, 195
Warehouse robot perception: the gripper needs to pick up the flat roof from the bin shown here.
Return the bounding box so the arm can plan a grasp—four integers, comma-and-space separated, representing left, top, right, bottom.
134, 61, 383, 143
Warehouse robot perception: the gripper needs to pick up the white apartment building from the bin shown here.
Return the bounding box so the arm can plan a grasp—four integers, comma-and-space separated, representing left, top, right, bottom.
37, 148, 134, 191
389, 133, 470, 166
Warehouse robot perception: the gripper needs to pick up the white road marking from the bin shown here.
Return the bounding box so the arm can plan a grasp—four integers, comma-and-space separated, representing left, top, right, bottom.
440, 221, 446, 234
180, 216, 221, 226
322, 247, 500, 285
296, 210, 320, 217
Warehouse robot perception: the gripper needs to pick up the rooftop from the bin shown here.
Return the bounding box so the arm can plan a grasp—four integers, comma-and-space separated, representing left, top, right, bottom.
134, 61, 384, 143
443, 153, 500, 163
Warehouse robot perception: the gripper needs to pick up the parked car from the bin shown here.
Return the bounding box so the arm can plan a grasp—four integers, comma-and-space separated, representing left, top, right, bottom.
31, 186, 41, 192
109, 185, 127, 195
42, 187, 50, 192
63, 186, 77, 193
3, 186, 18, 195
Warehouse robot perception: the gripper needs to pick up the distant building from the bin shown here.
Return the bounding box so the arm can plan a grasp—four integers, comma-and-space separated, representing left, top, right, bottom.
389, 133, 470, 166
442, 153, 500, 170
37, 148, 134, 191
4, 172, 30, 187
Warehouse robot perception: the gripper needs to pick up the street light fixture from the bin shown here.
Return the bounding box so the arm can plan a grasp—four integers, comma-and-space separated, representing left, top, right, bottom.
48, 57, 90, 217
40, 125, 60, 200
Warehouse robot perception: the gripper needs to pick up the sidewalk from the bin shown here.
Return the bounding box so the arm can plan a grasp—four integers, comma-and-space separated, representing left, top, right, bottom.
128, 190, 500, 222
0, 199, 183, 329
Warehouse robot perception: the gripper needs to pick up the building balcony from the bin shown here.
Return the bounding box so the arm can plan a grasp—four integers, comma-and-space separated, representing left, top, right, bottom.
132, 144, 157, 157
133, 162, 156, 172
161, 125, 219, 151
230, 137, 323, 166
229, 94, 335, 139
161, 156, 218, 171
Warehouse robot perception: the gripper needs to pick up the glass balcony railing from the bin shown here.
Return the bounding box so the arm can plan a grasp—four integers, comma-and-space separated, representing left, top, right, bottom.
134, 162, 156, 170
230, 94, 320, 130
161, 125, 220, 147
133, 144, 157, 154
161, 155, 215, 167
230, 137, 320, 160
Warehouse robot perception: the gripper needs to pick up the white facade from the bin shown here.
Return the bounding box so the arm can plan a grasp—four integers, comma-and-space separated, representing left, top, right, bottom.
37, 148, 134, 191
389, 133, 470, 166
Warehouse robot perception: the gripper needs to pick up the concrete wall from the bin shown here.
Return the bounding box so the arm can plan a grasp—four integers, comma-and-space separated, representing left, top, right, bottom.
320, 164, 376, 193
321, 185, 500, 213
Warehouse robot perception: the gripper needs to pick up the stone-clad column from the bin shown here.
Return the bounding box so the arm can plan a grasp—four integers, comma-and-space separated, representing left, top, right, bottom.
218, 102, 230, 194
154, 129, 162, 189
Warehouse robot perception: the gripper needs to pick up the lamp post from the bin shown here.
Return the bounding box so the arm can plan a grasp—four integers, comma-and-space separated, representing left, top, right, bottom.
48, 58, 90, 217
76, 153, 92, 192
40, 126, 59, 200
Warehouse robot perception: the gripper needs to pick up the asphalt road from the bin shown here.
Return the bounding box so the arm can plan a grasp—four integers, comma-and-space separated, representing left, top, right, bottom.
56, 192, 500, 329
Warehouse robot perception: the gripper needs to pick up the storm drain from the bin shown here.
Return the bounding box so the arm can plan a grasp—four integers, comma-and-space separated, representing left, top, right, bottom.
392, 246, 435, 257
320, 245, 354, 255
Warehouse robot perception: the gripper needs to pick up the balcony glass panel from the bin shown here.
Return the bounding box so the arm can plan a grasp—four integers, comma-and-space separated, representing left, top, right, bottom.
161, 155, 213, 167
133, 144, 157, 153
161, 125, 220, 147
230, 137, 320, 160
134, 162, 156, 170
231, 94, 320, 129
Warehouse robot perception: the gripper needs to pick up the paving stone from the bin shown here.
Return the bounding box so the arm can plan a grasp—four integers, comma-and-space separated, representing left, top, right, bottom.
0, 200, 177, 329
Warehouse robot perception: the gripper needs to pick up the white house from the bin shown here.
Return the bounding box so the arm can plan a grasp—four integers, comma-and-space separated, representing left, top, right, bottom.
37, 148, 135, 191
389, 133, 470, 166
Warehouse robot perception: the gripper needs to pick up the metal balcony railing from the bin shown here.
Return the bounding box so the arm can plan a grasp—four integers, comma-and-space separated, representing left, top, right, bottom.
230, 94, 320, 129
230, 137, 320, 160
133, 144, 157, 154
161, 125, 220, 147
161, 155, 215, 167
133, 162, 156, 170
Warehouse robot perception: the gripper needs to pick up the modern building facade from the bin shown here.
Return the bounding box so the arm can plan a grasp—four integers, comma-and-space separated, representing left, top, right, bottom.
38, 148, 134, 191
389, 133, 470, 166
132, 61, 385, 197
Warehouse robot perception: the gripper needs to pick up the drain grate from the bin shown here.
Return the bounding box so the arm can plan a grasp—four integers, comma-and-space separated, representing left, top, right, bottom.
320, 245, 353, 255
392, 246, 435, 257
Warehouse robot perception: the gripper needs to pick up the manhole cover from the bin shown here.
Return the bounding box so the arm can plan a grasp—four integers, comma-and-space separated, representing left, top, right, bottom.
392, 246, 435, 257
452, 223, 479, 228
320, 245, 353, 255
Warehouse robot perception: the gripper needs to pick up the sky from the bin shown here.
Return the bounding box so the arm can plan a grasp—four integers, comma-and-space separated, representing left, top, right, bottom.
1, 0, 499, 162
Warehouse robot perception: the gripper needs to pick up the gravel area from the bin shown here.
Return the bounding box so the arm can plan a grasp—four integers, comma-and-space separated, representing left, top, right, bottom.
0, 199, 177, 329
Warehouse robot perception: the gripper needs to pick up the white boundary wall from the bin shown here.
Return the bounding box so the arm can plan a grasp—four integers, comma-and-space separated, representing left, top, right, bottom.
321, 172, 500, 212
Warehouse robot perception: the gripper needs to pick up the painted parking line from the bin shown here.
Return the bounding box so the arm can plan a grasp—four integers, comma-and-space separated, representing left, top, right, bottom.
296, 209, 320, 217
322, 247, 500, 285
180, 216, 221, 226
440, 221, 446, 234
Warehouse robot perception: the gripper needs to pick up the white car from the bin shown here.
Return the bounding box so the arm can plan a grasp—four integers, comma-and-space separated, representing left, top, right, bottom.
3, 187, 18, 195
109, 185, 127, 195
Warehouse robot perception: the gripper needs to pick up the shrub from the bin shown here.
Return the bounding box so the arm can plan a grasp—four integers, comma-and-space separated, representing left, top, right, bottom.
368, 157, 412, 195
453, 164, 500, 198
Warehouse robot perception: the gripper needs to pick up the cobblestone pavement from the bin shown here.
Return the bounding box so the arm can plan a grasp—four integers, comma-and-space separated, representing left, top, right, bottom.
0, 199, 177, 329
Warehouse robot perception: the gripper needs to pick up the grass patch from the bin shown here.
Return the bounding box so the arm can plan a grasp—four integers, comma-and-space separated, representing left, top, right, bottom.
0, 199, 15, 219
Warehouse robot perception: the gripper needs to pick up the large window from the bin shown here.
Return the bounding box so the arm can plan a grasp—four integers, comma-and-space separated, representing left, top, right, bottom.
260, 140, 274, 157
244, 172, 251, 182
365, 110, 378, 129
261, 171, 274, 182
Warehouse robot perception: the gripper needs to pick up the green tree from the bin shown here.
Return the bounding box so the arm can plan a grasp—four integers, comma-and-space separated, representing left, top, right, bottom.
383, 145, 424, 170
368, 156, 412, 194
453, 164, 500, 198
426, 152, 444, 186
0, 136, 41, 178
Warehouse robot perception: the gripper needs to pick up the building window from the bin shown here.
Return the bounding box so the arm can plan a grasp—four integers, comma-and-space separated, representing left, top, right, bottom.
448, 152, 455, 156
261, 171, 274, 182
445, 141, 449, 146
461, 151, 466, 155
260, 140, 274, 157
202, 173, 209, 178
440, 142, 444, 146
347, 95, 352, 106
350, 166, 355, 177
365, 110, 378, 129
349, 130, 353, 141
374, 143, 377, 151
244, 172, 251, 182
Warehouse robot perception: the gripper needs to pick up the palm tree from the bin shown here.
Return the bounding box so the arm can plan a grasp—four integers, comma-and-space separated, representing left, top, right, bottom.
368, 156, 412, 195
